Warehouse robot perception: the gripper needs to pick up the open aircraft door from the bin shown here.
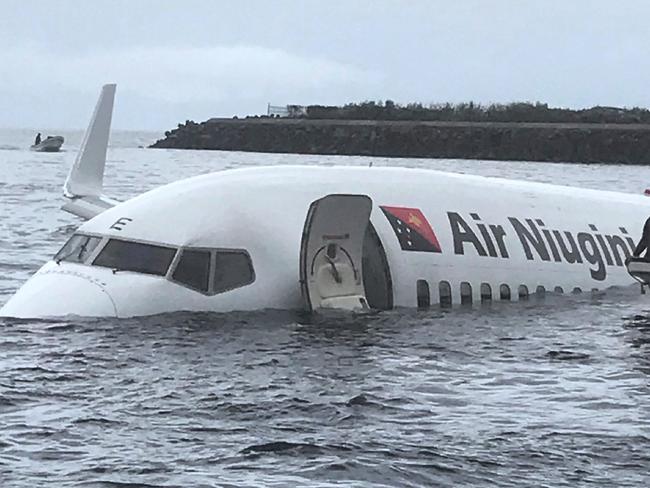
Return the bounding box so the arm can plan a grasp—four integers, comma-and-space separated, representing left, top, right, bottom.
300, 194, 373, 312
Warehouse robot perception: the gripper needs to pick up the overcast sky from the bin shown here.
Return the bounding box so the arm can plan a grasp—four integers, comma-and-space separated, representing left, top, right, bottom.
1, 0, 649, 130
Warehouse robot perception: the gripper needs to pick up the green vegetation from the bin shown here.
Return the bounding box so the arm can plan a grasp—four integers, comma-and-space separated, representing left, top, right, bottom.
304, 100, 650, 124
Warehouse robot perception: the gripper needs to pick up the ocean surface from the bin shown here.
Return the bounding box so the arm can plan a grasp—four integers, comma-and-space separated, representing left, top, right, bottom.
1, 128, 650, 487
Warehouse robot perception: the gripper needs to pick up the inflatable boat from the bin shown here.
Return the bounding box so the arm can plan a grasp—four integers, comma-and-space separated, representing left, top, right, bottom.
30, 135, 64, 152
626, 256, 650, 288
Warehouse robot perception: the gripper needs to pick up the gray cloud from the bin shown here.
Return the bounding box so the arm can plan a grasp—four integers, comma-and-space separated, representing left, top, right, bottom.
1, 0, 649, 130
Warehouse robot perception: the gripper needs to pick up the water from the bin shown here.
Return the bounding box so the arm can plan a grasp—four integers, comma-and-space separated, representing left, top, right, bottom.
1, 130, 650, 487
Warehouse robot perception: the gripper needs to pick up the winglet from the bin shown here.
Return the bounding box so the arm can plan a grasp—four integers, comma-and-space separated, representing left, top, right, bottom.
62, 84, 118, 219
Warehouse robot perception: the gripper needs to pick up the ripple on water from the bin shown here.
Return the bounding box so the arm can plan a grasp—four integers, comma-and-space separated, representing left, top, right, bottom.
2, 141, 650, 486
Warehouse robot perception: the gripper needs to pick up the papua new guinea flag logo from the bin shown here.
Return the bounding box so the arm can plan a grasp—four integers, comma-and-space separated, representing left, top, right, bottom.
380, 206, 442, 253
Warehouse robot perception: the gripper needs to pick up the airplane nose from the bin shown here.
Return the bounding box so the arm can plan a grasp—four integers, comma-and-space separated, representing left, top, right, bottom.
0, 268, 118, 318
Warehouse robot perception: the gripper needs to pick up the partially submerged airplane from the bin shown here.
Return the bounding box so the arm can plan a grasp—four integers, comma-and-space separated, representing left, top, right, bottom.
2, 84, 650, 318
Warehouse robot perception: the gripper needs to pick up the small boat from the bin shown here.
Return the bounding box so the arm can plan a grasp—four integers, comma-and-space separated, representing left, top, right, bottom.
30, 135, 64, 152
626, 256, 650, 291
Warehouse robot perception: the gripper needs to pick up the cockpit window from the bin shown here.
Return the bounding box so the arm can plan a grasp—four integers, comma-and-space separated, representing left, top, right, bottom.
172, 249, 211, 292
54, 234, 102, 264
213, 250, 254, 293
56, 235, 254, 294
93, 239, 176, 276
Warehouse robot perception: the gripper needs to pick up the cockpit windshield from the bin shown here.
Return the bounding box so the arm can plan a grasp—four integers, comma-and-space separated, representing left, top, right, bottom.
171, 249, 254, 294
93, 239, 176, 276
54, 234, 102, 264
213, 251, 254, 293
53, 234, 255, 294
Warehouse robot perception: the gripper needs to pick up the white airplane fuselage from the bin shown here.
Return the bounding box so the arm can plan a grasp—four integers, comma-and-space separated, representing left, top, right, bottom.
2, 164, 649, 318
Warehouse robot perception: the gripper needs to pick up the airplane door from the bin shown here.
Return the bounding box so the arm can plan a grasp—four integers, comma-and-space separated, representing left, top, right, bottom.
300, 194, 372, 312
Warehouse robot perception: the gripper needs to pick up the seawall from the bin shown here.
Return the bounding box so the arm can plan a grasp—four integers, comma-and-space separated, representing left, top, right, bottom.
150, 118, 650, 164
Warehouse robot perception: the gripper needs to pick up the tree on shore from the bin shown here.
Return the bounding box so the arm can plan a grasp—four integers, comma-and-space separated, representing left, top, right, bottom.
304, 100, 650, 124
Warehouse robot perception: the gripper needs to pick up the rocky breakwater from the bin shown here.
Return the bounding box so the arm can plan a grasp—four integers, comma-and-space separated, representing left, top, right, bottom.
150, 118, 650, 164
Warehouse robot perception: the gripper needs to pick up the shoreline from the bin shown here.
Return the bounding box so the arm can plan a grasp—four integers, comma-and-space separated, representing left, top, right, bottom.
150, 118, 650, 164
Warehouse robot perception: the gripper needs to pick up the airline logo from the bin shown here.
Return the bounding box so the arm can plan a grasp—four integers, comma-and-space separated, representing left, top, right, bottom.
380, 207, 637, 281
380, 206, 442, 253
447, 212, 636, 281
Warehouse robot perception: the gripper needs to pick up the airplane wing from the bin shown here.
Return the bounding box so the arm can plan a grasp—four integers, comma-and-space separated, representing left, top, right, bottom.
62, 84, 119, 220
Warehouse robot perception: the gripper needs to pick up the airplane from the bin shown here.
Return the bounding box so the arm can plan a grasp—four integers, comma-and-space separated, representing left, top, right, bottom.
2, 84, 650, 319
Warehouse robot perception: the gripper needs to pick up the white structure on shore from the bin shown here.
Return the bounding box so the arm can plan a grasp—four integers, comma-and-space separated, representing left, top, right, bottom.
267, 103, 308, 118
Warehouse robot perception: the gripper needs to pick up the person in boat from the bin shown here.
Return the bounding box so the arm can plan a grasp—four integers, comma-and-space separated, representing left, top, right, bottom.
34, 133, 41, 145
632, 217, 650, 261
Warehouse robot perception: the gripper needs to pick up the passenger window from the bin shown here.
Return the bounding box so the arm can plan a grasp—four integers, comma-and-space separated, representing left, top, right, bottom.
500, 284, 511, 300
54, 234, 101, 264
460, 282, 472, 305
572, 287, 582, 294
213, 251, 254, 293
554, 286, 564, 294
172, 249, 211, 292
480, 283, 492, 303
416, 280, 430, 308
93, 239, 176, 276
535, 285, 546, 298
439, 281, 452, 308
518, 285, 529, 300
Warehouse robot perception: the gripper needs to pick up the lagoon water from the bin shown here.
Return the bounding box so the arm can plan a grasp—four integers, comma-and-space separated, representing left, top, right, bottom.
1, 128, 650, 487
